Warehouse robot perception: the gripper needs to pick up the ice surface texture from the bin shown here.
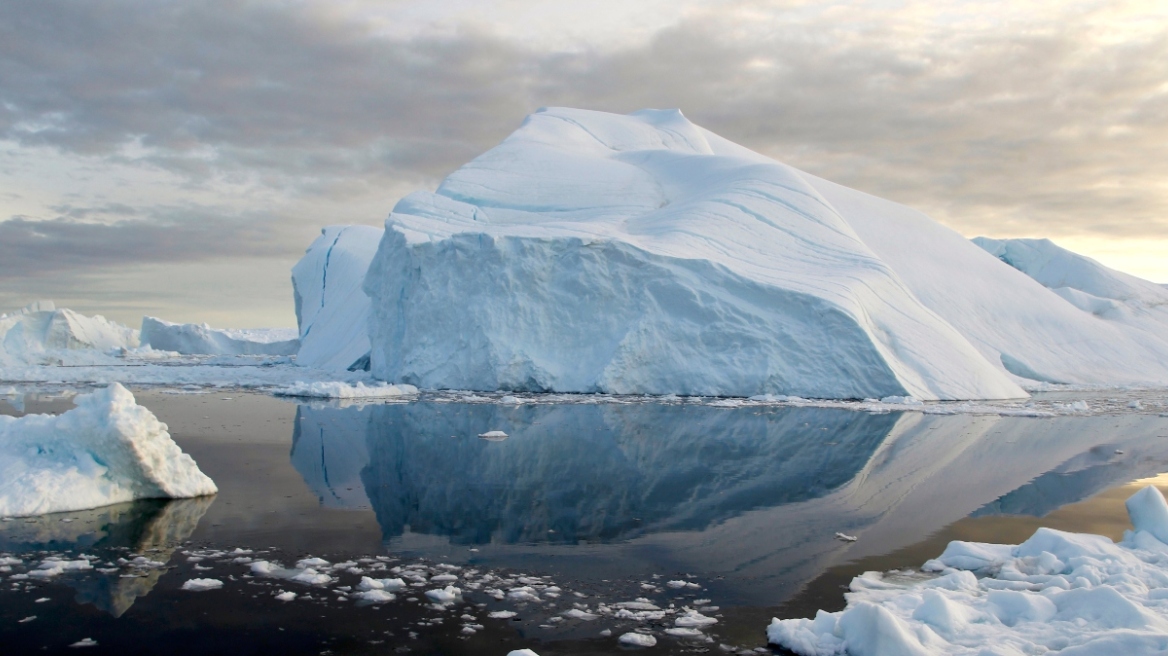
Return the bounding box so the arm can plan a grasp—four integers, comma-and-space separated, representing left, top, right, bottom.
0, 383, 217, 517
292, 225, 383, 371
140, 316, 298, 356
768, 485, 1168, 656
363, 108, 1033, 400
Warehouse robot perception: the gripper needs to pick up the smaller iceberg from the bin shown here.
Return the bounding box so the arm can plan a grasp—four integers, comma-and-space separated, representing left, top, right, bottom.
767, 485, 1168, 656
291, 225, 383, 371
0, 383, 217, 517
140, 316, 299, 356
0, 301, 139, 364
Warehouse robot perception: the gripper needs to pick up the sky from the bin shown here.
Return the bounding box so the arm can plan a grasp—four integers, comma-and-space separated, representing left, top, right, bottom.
1, 0, 1166, 328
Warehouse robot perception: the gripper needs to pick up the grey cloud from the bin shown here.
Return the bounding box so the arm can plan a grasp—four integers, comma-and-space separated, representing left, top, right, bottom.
1, 0, 1166, 245
0, 208, 298, 280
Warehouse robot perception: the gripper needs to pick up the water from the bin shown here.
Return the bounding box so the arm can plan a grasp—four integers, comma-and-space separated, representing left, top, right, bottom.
2, 389, 1168, 654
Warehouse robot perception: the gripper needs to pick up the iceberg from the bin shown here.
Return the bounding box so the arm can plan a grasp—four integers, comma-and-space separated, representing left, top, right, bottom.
0, 301, 139, 364
291, 225, 383, 371
0, 383, 217, 517
767, 485, 1168, 656
140, 316, 299, 356
363, 107, 1026, 400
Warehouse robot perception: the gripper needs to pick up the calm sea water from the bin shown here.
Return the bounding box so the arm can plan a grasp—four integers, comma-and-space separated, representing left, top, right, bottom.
2, 389, 1167, 654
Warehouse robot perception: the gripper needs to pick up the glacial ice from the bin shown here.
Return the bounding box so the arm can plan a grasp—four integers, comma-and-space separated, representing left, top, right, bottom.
0, 383, 217, 517
767, 485, 1168, 656
291, 225, 383, 371
363, 107, 1025, 401
0, 301, 139, 365
272, 380, 417, 399
140, 316, 299, 356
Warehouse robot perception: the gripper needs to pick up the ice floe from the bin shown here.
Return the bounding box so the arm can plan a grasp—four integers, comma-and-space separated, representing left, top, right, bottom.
272, 380, 417, 399
768, 485, 1168, 655
0, 383, 217, 516
140, 316, 298, 356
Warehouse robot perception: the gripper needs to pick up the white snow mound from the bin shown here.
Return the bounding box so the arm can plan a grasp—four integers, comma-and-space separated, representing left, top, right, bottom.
0, 301, 139, 364
0, 383, 217, 517
292, 225, 383, 371
767, 485, 1168, 656
140, 316, 298, 356
364, 107, 1026, 401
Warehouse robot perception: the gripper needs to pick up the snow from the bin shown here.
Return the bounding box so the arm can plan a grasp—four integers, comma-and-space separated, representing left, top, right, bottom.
767, 485, 1168, 656
0, 301, 138, 365
140, 316, 298, 356
292, 225, 383, 371
181, 578, 223, 591
0, 383, 217, 517
272, 381, 417, 399
364, 107, 1027, 401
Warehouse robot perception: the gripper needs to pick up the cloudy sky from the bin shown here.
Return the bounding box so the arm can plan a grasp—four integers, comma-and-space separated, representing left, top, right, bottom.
2, 0, 1165, 328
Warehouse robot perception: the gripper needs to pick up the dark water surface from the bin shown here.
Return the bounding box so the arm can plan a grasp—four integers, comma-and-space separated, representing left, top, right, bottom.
2, 389, 1168, 654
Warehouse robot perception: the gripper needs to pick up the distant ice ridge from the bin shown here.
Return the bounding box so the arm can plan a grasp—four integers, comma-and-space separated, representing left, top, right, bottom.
364, 107, 1028, 401
767, 485, 1168, 656
0, 383, 217, 517
273, 381, 418, 399
140, 316, 299, 356
0, 301, 139, 365
291, 225, 383, 371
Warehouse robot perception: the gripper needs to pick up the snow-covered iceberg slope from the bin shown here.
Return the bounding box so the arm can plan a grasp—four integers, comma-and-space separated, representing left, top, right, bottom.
291, 225, 382, 371
140, 316, 298, 356
767, 485, 1168, 656
0, 383, 217, 517
364, 107, 1026, 400
0, 301, 139, 364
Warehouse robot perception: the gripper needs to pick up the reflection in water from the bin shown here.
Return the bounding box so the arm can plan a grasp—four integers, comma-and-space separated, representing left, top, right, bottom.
290, 402, 1168, 604
0, 496, 214, 617
293, 403, 896, 543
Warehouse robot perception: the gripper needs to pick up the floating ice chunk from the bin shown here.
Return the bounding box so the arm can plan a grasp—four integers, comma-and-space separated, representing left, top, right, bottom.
478, 430, 509, 441
29, 558, 92, 579
674, 611, 718, 628
618, 632, 657, 647
768, 485, 1168, 656
506, 650, 540, 656
275, 591, 297, 601
879, 396, 923, 406
181, 578, 224, 591
507, 586, 540, 602
140, 316, 298, 356
562, 608, 599, 620
355, 589, 396, 603
835, 532, 857, 542
665, 627, 705, 638
68, 637, 98, 648
425, 586, 462, 605
356, 576, 406, 592
489, 610, 518, 619
272, 381, 418, 399
1125, 485, 1168, 545
0, 384, 216, 517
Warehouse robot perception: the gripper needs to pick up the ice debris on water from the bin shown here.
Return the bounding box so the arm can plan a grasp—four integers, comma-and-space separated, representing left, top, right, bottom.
68, 638, 98, 648
834, 532, 857, 542
768, 485, 1168, 656
181, 578, 223, 591
478, 430, 509, 441
272, 381, 417, 400
619, 632, 658, 647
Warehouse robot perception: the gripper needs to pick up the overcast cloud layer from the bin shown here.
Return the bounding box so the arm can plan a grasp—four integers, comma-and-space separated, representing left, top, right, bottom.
1, 0, 1165, 326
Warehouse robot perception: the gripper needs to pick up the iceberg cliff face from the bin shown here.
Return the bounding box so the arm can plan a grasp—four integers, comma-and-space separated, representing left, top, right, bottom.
364, 108, 1025, 400
292, 225, 382, 371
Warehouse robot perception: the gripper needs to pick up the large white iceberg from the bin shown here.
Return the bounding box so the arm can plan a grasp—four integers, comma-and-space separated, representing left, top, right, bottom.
353, 107, 1168, 398
364, 108, 1029, 400
0, 383, 217, 517
140, 316, 298, 356
291, 225, 383, 371
0, 301, 139, 364
767, 485, 1168, 656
